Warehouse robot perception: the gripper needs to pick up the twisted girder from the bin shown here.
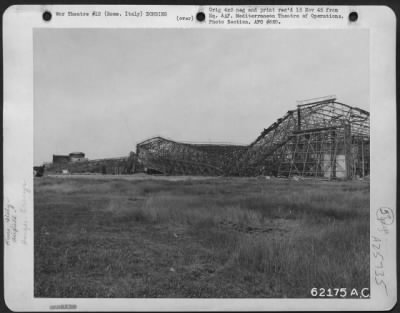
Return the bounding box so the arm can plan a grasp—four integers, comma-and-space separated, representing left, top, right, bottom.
136, 99, 369, 177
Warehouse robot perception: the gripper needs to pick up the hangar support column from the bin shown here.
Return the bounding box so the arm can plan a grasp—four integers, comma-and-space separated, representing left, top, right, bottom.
344, 122, 353, 179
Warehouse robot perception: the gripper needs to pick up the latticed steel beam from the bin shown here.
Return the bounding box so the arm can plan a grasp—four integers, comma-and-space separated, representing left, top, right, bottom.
136, 137, 245, 176
135, 98, 370, 179
229, 98, 369, 178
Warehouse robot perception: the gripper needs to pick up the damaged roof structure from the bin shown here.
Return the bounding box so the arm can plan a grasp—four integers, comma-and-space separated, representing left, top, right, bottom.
136, 137, 247, 176
136, 96, 370, 179
41, 96, 369, 180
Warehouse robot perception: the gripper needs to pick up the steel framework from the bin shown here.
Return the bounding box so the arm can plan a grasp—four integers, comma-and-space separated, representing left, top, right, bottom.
136, 137, 246, 175
231, 96, 369, 178
131, 96, 369, 179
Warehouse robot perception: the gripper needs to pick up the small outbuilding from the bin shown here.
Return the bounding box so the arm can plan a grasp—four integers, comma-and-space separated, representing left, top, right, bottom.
52, 155, 70, 164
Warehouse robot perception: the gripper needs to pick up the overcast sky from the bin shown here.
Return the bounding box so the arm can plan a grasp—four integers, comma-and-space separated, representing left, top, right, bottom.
34, 28, 369, 164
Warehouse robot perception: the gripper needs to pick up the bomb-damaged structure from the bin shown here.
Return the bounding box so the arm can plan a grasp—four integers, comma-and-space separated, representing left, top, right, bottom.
136, 96, 369, 179
135, 137, 246, 176
40, 96, 369, 179
231, 96, 369, 178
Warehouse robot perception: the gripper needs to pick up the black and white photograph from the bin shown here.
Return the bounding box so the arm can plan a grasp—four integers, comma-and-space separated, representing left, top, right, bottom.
3, 5, 397, 311
33, 27, 371, 298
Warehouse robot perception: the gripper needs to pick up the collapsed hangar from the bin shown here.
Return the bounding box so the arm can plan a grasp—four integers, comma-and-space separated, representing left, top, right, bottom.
136, 96, 370, 179
136, 137, 246, 176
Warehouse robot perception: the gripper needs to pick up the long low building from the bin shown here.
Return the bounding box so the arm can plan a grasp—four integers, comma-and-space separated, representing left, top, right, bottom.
44, 153, 136, 175
40, 96, 369, 179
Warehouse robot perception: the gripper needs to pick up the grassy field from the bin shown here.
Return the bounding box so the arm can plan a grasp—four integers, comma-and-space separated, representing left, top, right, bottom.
34, 175, 369, 298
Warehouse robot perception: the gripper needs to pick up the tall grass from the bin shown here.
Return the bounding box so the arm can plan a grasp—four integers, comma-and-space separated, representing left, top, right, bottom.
34, 176, 369, 298
235, 220, 369, 297
109, 186, 367, 226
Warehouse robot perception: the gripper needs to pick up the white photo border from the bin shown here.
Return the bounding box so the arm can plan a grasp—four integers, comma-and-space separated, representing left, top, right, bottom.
3, 5, 397, 311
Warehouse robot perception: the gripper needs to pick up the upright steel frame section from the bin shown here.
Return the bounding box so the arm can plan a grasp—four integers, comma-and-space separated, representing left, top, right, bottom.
233, 96, 369, 179
134, 97, 369, 179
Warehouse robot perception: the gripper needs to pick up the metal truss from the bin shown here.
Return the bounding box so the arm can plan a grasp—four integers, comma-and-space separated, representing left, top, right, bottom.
231, 97, 370, 179
53, 96, 367, 179
136, 137, 246, 175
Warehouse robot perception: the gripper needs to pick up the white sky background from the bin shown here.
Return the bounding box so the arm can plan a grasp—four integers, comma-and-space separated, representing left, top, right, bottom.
34, 28, 369, 165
